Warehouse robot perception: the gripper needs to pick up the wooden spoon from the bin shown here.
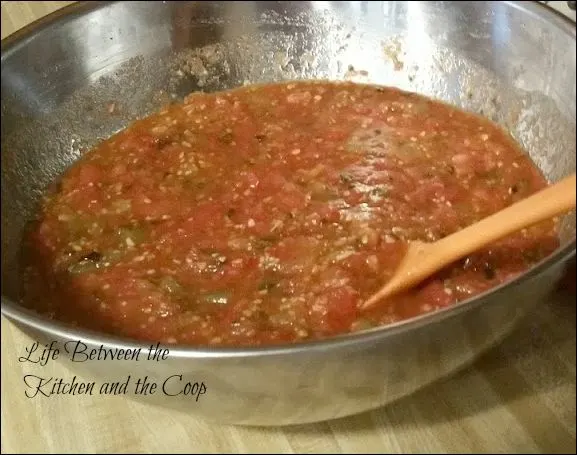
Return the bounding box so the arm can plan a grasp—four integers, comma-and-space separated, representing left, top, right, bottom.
360, 173, 576, 311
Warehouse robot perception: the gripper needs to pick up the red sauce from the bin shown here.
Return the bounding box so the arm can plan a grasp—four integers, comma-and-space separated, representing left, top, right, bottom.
21, 81, 559, 347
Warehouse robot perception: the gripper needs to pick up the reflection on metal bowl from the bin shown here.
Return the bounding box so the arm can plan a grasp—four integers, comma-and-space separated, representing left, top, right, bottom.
1, 1, 575, 425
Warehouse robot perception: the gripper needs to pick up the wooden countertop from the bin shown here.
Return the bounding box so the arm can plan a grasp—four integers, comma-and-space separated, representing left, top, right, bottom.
1, 2, 575, 453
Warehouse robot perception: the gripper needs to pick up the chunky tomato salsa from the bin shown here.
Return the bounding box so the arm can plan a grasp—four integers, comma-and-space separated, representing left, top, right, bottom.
21, 81, 558, 346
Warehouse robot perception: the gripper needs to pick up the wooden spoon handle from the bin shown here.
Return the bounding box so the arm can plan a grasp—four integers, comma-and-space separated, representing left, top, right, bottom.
432, 173, 575, 264
361, 173, 576, 310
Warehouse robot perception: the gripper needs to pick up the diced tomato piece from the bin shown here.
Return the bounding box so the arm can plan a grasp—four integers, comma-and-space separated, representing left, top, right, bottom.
77, 163, 103, 186
270, 236, 320, 274
61, 163, 103, 192
240, 171, 260, 190
411, 178, 445, 206
275, 189, 308, 213
339, 252, 377, 276
308, 286, 359, 334
221, 298, 253, 326
117, 131, 158, 154
451, 153, 475, 177
131, 194, 180, 220
259, 172, 289, 192
472, 186, 506, 215
417, 280, 455, 308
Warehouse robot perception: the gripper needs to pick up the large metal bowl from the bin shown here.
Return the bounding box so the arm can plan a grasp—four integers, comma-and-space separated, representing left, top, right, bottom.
1, 1, 575, 426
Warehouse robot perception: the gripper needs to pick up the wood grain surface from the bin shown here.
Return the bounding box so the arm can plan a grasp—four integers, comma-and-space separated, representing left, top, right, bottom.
1, 2, 575, 453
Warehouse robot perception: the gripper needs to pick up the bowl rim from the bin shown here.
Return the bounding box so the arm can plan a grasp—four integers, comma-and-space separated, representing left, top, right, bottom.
1, 0, 576, 359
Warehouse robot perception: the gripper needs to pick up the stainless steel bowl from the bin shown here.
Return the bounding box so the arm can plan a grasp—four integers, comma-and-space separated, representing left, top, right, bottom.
1, 1, 575, 426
